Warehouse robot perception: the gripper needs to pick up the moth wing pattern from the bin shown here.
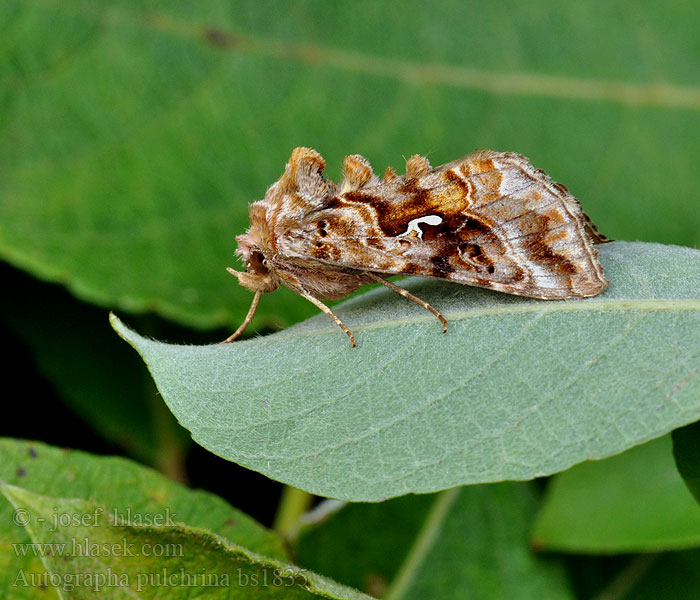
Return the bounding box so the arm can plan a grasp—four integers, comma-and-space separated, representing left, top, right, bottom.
227, 147, 610, 347
278, 150, 609, 300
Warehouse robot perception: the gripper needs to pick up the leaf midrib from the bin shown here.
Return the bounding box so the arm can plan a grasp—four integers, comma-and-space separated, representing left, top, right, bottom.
249, 298, 700, 343
25, 0, 700, 111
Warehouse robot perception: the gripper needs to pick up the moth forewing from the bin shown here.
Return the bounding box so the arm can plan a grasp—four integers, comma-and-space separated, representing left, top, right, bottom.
224, 147, 609, 346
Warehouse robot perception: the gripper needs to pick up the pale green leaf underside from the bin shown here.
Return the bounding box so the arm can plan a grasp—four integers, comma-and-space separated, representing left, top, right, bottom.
113, 242, 700, 501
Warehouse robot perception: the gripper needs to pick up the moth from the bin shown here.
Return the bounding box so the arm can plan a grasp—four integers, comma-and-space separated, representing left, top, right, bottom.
224, 147, 609, 347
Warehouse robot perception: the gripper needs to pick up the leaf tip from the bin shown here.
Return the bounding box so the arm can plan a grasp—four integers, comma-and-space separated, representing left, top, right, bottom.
108, 312, 142, 350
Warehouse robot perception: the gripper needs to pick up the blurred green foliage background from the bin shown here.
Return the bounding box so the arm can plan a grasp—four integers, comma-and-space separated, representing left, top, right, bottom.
2, 1, 699, 333
1, 4, 699, 594
0, 0, 700, 598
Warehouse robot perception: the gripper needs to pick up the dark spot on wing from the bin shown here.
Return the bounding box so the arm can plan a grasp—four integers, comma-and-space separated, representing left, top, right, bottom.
460, 243, 483, 257
345, 183, 437, 238
431, 255, 454, 277
552, 182, 569, 195
528, 231, 579, 275
444, 169, 469, 195
324, 196, 345, 210
312, 242, 329, 260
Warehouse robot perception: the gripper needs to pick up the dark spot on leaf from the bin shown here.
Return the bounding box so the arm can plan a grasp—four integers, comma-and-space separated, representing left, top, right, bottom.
201, 27, 237, 48
29, 447, 38, 458
17, 467, 26, 477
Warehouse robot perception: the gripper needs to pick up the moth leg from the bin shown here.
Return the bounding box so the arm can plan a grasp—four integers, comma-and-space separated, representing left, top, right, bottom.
366, 273, 448, 334
296, 288, 357, 348
221, 290, 262, 343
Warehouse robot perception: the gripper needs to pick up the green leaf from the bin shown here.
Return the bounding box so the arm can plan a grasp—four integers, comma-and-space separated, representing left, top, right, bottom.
531, 436, 700, 553
616, 551, 700, 600
112, 242, 700, 501
386, 485, 572, 600
0, 269, 189, 468
2, 2, 700, 330
297, 485, 572, 600
296, 495, 434, 595
672, 420, 700, 506
0, 438, 287, 587
0, 482, 371, 599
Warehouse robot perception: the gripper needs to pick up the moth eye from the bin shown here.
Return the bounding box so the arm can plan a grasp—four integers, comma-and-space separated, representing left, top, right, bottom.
247, 250, 269, 274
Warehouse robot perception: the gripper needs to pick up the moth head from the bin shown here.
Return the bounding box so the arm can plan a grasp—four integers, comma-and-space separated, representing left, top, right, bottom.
230, 230, 280, 294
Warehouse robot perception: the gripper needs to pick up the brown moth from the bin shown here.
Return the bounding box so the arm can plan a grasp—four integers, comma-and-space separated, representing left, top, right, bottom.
224, 147, 609, 347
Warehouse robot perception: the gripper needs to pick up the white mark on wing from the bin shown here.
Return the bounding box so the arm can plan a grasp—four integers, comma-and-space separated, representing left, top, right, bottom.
401, 215, 443, 239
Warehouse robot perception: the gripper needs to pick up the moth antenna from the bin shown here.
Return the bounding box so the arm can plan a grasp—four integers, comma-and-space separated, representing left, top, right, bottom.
221, 290, 262, 344
405, 155, 432, 179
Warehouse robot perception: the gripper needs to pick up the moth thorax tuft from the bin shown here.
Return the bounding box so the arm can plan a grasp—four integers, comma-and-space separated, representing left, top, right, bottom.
279, 147, 327, 194
342, 154, 374, 192
405, 155, 432, 179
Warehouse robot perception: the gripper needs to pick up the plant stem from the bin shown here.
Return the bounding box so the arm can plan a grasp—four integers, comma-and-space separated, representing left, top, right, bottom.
591, 554, 659, 600
384, 487, 460, 600
273, 485, 314, 539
